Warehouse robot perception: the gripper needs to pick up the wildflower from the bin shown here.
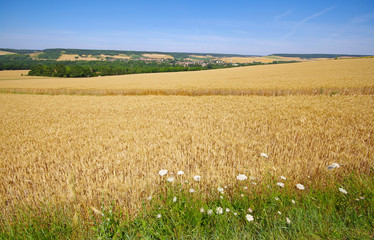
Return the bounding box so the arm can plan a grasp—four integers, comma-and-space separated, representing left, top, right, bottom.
200, 208, 205, 213
207, 209, 213, 215
296, 184, 305, 190
224, 186, 227, 189
275, 197, 279, 201
249, 176, 256, 181
185, 180, 188, 184
280, 176, 287, 180
147, 196, 152, 201
360, 196, 365, 200
237, 174, 247, 181
246, 214, 254, 222
220, 196, 223, 199
327, 163, 340, 170
244, 186, 248, 190
217, 187, 224, 193
216, 207, 223, 214
286, 217, 291, 224
193, 175, 201, 181
241, 194, 244, 197
159, 169, 168, 176
173, 196, 177, 203
277, 182, 285, 188
226, 208, 230, 213
260, 153, 269, 158
248, 208, 253, 213
167, 177, 175, 182
156, 214, 161, 218
189, 188, 195, 193
292, 199, 296, 204
339, 188, 348, 194
234, 212, 238, 216
251, 182, 257, 185
177, 170, 184, 175
278, 211, 282, 215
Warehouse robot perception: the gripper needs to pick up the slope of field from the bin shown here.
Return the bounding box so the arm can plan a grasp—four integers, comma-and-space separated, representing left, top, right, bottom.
1, 94, 373, 214
0, 58, 373, 95
142, 53, 174, 59
57, 54, 131, 61
0, 50, 15, 55
0, 70, 49, 81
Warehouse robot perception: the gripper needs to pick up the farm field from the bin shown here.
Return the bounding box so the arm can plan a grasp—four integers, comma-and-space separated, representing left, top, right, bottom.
0, 58, 373, 96
0, 58, 373, 238
1, 94, 373, 213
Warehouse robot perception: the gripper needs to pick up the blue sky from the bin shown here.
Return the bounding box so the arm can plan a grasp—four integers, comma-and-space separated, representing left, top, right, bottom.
1, 0, 374, 55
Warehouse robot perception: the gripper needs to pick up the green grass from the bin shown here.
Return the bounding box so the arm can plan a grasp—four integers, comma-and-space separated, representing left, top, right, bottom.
1, 173, 373, 239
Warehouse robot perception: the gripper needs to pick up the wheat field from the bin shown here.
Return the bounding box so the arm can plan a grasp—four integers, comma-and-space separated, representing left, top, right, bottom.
1, 94, 373, 215
0, 58, 373, 96
0, 58, 373, 218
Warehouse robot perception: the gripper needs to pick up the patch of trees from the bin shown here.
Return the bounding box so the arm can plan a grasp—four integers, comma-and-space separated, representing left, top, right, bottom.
0, 48, 40, 54
27, 60, 240, 78
37, 49, 63, 60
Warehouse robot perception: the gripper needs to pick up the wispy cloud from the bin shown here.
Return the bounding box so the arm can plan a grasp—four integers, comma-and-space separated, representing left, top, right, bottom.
274, 10, 292, 21
282, 6, 336, 39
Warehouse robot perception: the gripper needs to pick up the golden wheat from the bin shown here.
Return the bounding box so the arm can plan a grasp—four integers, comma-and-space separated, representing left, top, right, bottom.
0, 58, 373, 95
0, 94, 373, 216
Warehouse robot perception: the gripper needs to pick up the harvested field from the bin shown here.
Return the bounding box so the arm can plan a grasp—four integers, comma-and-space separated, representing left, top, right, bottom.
142, 53, 174, 59
0, 58, 373, 95
57, 54, 130, 61
0, 70, 49, 81
1, 94, 373, 215
0, 51, 15, 55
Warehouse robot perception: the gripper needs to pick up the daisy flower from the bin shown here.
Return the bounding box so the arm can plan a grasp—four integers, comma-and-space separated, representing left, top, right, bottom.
296, 184, 305, 190
246, 214, 254, 222
159, 169, 168, 176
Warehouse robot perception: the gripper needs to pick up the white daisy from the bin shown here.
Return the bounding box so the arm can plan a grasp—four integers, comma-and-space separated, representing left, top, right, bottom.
246, 214, 254, 222
277, 182, 285, 188
216, 207, 223, 214
237, 174, 248, 181
339, 188, 348, 194
159, 169, 168, 176
260, 153, 269, 158
207, 209, 213, 215
173, 196, 177, 203
296, 184, 305, 190
248, 208, 253, 213
286, 217, 291, 224
193, 175, 201, 181
200, 207, 205, 213
177, 170, 184, 175
189, 188, 195, 193
280, 176, 287, 180
226, 208, 230, 213
327, 163, 340, 170
217, 187, 224, 193
156, 214, 161, 218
